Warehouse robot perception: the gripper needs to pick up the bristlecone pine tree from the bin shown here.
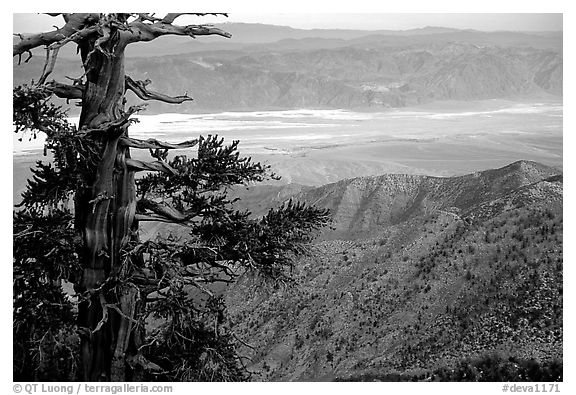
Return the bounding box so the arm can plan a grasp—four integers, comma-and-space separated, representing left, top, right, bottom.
13, 13, 330, 382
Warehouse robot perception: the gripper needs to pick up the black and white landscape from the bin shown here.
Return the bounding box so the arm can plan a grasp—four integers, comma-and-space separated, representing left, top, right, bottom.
13, 22, 563, 196
13, 14, 563, 382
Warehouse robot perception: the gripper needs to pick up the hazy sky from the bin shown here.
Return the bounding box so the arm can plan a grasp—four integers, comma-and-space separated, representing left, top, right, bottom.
13, 13, 562, 33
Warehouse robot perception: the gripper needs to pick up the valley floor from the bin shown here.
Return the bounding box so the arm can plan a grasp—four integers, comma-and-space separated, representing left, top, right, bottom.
13, 98, 562, 204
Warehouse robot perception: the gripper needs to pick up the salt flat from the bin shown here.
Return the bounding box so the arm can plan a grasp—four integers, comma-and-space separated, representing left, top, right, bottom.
13, 99, 563, 202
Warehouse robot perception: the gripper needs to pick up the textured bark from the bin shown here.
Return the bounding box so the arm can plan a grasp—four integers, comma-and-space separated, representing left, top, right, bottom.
75, 29, 138, 381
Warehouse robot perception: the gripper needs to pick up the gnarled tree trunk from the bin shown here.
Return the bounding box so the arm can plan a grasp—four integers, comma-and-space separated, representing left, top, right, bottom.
75, 32, 139, 381
14, 13, 231, 381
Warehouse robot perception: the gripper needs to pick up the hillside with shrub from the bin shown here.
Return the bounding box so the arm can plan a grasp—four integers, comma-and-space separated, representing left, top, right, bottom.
224, 161, 563, 381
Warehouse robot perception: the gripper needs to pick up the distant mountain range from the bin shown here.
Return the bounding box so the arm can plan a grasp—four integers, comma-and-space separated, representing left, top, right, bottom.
225, 160, 563, 380
13, 23, 562, 113
15, 23, 562, 58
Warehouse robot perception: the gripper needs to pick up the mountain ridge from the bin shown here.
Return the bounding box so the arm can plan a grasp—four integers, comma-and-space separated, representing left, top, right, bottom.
21, 23, 558, 59
233, 160, 562, 239
14, 24, 562, 113
224, 159, 563, 381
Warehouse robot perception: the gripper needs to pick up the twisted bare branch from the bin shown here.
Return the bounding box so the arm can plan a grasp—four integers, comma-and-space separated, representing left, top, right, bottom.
45, 80, 83, 100
137, 199, 195, 223
119, 137, 199, 150
125, 76, 193, 104
13, 13, 100, 56
38, 47, 60, 86
126, 159, 177, 175
79, 105, 145, 136
123, 20, 231, 45
48, 25, 100, 51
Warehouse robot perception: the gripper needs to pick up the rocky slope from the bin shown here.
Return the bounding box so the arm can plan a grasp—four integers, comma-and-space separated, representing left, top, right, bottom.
234, 160, 561, 238
224, 160, 563, 381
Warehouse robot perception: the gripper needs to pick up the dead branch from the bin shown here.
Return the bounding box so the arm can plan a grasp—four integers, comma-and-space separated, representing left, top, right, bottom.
16, 50, 33, 65
49, 25, 100, 51
80, 105, 145, 136
138, 199, 195, 223
45, 80, 83, 100
119, 137, 199, 150
125, 158, 177, 175
125, 76, 193, 104
134, 213, 193, 224
13, 13, 100, 56
135, 14, 162, 23
123, 20, 231, 45
38, 47, 60, 85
